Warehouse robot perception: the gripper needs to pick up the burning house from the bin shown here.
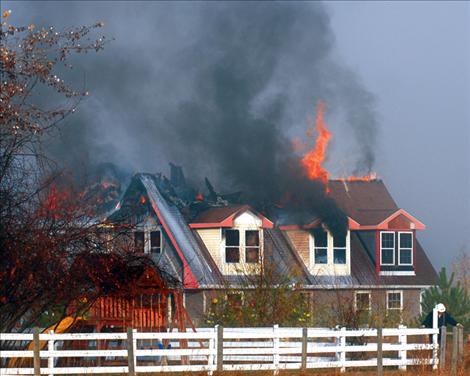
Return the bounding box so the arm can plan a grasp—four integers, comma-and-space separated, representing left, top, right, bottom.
73, 103, 436, 329
94, 164, 436, 326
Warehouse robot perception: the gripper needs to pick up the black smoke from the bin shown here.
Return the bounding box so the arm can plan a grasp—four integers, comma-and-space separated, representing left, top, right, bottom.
9, 2, 379, 236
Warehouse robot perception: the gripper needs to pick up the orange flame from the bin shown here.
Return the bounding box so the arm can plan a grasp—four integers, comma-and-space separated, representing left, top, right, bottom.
300, 101, 331, 184
298, 101, 376, 187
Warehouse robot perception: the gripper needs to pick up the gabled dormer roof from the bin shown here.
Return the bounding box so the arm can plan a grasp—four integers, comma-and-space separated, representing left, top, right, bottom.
328, 180, 425, 230
189, 205, 274, 229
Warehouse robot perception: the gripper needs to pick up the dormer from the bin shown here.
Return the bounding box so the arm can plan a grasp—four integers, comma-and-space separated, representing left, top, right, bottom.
281, 221, 351, 276
190, 206, 273, 275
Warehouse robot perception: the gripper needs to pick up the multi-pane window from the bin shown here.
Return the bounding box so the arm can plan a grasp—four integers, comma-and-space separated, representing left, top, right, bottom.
134, 231, 145, 253
245, 230, 260, 263
355, 291, 371, 311
333, 235, 347, 264
387, 291, 402, 310
150, 230, 162, 254
312, 229, 328, 264
380, 232, 395, 265
399, 232, 413, 265
225, 230, 240, 263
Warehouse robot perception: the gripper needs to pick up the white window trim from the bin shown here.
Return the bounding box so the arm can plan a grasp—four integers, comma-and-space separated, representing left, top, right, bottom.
398, 231, 413, 266
386, 290, 403, 311
354, 290, 371, 311
333, 235, 347, 265
380, 231, 395, 266
309, 231, 328, 266
135, 228, 162, 254
223, 228, 263, 266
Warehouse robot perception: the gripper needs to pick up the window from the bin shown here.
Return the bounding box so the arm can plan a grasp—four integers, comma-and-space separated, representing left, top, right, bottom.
387, 291, 402, 310
312, 229, 328, 264
398, 232, 413, 265
380, 232, 395, 265
225, 230, 240, 263
227, 293, 243, 311
150, 230, 161, 254
355, 291, 371, 311
134, 231, 145, 253
333, 234, 347, 264
245, 230, 260, 263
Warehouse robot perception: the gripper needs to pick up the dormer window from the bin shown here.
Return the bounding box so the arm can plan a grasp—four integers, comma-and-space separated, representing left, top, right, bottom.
333, 234, 347, 264
245, 230, 260, 263
380, 231, 395, 265
398, 232, 413, 265
135, 231, 145, 253
312, 229, 328, 264
150, 230, 162, 254
224, 229, 261, 264
225, 229, 240, 263
134, 229, 162, 254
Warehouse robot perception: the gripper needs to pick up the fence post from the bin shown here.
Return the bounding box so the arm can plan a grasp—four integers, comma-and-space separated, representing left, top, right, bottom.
301, 327, 308, 370
439, 326, 446, 370
457, 324, 464, 367
451, 325, 458, 375
377, 327, 383, 376
398, 325, 407, 371
273, 324, 280, 375
127, 327, 136, 376
33, 327, 41, 376
340, 327, 346, 373
208, 327, 216, 375
48, 330, 54, 376
432, 306, 439, 370
216, 325, 224, 372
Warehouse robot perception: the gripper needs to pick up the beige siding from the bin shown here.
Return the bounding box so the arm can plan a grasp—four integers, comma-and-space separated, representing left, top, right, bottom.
196, 229, 222, 268
285, 230, 310, 266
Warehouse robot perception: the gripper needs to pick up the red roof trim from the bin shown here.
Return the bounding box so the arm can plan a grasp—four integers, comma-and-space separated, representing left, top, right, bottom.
377, 208, 425, 230
146, 195, 199, 288
189, 207, 274, 229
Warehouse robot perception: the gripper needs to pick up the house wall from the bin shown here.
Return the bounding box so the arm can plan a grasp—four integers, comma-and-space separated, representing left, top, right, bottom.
285, 230, 310, 265
196, 229, 222, 269
183, 288, 424, 326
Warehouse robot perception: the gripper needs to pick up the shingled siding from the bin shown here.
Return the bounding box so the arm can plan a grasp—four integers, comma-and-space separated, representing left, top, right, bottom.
196, 229, 222, 269
285, 230, 310, 266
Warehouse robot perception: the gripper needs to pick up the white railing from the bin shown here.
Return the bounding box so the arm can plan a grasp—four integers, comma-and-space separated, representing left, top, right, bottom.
0, 325, 439, 375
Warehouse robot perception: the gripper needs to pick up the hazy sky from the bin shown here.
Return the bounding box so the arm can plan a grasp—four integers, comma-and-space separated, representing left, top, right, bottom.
4, 1, 469, 270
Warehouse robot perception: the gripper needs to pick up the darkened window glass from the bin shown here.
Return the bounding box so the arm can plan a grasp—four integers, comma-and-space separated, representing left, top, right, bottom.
225, 230, 240, 263
245, 230, 260, 263
315, 248, 327, 264
312, 229, 328, 247
150, 231, 161, 254
381, 232, 394, 248
334, 249, 346, 264
134, 231, 145, 253
387, 292, 402, 310
399, 249, 412, 264
381, 249, 394, 264
334, 235, 346, 248
400, 233, 412, 248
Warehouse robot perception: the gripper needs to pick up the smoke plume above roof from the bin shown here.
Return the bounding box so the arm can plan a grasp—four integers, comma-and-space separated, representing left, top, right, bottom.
8, 1, 379, 236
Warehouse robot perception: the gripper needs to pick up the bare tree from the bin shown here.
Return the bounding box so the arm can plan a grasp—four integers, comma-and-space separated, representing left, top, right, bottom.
0, 13, 146, 332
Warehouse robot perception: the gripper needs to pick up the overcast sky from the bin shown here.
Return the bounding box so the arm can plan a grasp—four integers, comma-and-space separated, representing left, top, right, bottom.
4, 1, 469, 270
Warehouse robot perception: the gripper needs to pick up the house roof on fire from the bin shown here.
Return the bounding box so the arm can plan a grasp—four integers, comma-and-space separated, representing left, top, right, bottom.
107, 169, 436, 289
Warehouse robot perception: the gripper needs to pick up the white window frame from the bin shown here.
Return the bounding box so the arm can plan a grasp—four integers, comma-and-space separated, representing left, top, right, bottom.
223, 229, 262, 265
224, 229, 241, 264
354, 291, 371, 311
310, 230, 329, 266
386, 290, 403, 311
333, 234, 347, 265
380, 231, 395, 266
398, 231, 413, 266
149, 229, 162, 254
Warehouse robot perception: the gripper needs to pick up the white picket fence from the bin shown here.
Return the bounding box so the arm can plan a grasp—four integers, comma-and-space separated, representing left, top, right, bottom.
0, 325, 439, 375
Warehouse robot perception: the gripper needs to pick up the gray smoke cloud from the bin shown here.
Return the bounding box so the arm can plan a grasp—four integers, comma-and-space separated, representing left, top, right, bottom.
6, 1, 379, 235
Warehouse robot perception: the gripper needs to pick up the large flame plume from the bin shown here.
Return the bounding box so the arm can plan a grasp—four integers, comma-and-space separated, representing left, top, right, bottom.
298, 101, 375, 187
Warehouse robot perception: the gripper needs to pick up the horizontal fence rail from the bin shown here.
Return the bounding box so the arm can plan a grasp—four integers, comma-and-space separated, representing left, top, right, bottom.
1, 325, 440, 375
